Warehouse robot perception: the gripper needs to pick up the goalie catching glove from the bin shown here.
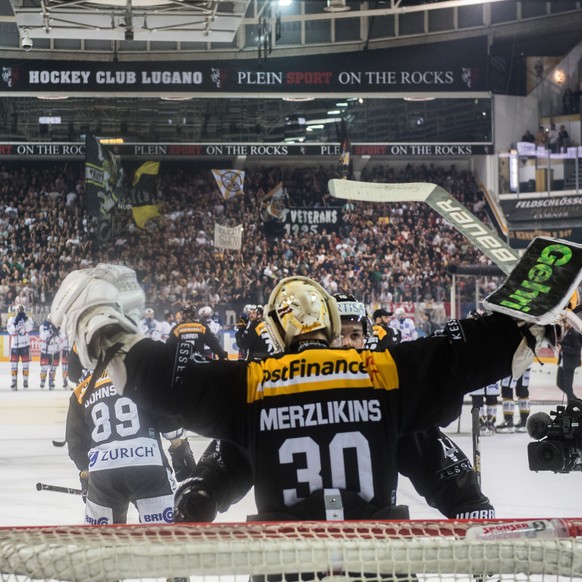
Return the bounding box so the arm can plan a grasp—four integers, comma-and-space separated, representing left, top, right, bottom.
169, 438, 197, 482
174, 479, 218, 523
50, 264, 146, 389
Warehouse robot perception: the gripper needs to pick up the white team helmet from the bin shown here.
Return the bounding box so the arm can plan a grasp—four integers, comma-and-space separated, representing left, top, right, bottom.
266, 276, 341, 350
198, 306, 214, 319
243, 304, 257, 316
394, 307, 405, 319
144, 307, 155, 318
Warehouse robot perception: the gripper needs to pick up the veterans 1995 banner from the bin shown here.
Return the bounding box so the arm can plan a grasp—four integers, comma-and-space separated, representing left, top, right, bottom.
0, 37, 487, 95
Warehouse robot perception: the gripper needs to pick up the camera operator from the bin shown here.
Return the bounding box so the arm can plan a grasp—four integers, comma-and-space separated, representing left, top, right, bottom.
527, 398, 582, 473
556, 319, 582, 403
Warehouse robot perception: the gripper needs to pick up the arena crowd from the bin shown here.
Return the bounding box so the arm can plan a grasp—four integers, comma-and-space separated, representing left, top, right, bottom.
0, 160, 501, 329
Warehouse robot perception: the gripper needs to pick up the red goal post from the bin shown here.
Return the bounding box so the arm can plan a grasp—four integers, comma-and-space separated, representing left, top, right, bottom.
1, 519, 582, 582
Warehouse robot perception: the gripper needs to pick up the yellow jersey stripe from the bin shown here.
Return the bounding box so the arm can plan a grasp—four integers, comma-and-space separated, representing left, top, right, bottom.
246, 349, 399, 403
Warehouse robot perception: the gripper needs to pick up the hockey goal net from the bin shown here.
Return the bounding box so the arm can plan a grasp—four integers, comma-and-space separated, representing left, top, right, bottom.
1, 519, 582, 582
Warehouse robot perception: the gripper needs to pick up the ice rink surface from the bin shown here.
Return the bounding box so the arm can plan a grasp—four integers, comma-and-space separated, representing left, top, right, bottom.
1, 361, 581, 528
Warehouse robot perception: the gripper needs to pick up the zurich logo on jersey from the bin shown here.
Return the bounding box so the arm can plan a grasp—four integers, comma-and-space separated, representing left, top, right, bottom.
88, 451, 99, 468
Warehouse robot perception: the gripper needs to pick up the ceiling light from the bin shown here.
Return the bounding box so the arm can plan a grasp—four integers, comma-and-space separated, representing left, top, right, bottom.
87, 0, 174, 6
21, 30, 33, 51
282, 97, 315, 102
160, 96, 193, 101
324, 0, 351, 13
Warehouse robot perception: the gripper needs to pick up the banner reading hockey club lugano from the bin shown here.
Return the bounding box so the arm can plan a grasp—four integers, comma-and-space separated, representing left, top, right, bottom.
0, 38, 488, 96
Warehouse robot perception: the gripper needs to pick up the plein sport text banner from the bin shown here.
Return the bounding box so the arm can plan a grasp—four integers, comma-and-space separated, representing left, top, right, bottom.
0, 142, 491, 159
0, 38, 487, 95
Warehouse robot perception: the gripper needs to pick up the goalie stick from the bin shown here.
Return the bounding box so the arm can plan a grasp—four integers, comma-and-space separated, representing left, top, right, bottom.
328, 180, 582, 328
470, 406, 482, 488
36, 482, 82, 495
328, 179, 519, 275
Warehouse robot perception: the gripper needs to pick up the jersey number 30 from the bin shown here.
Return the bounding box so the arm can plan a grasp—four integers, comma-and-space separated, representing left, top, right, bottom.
280, 432, 373, 506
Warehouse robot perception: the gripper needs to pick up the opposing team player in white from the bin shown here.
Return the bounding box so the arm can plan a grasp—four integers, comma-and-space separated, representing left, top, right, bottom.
138, 307, 163, 342
389, 307, 418, 342
51, 265, 545, 526
7, 305, 33, 390
38, 316, 63, 390
198, 306, 224, 359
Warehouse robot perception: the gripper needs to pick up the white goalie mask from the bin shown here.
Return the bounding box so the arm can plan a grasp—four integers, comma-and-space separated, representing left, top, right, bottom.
265, 276, 341, 350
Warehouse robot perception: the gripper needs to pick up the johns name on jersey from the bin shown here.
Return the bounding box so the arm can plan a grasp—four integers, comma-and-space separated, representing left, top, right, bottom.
260, 399, 381, 431
83, 384, 118, 408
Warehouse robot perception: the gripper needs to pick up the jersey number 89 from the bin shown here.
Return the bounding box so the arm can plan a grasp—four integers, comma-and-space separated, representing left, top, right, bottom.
91, 397, 141, 443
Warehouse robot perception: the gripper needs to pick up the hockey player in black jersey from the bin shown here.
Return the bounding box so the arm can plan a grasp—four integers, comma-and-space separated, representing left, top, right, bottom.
235, 304, 275, 360
367, 307, 401, 350
496, 368, 531, 433
65, 346, 196, 525
334, 293, 494, 519
167, 304, 229, 360
52, 266, 541, 522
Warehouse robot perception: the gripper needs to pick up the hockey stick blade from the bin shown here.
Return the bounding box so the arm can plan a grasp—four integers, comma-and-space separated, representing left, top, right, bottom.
52, 439, 66, 447
328, 179, 519, 275
36, 482, 83, 495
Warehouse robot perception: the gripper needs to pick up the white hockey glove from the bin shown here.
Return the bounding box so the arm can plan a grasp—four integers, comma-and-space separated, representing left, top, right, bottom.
512, 323, 546, 379
51, 264, 146, 377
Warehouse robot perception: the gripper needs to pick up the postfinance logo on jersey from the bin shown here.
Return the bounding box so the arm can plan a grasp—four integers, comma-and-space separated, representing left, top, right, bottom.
246, 349, 398, 402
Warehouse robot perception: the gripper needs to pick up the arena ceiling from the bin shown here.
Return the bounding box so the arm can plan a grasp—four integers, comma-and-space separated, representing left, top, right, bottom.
0, 0, 581, 143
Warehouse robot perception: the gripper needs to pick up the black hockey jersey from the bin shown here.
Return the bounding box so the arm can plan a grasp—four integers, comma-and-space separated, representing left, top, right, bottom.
167, 320, 228, 360
366, 323, 401, 350
122, 313, 520, 517
235, 320, 275, 360
66, 372, 182, 475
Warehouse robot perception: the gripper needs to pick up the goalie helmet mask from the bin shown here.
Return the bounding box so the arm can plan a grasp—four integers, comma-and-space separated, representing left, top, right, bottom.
333, 293, 370, 336
266, 276, 341, 350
